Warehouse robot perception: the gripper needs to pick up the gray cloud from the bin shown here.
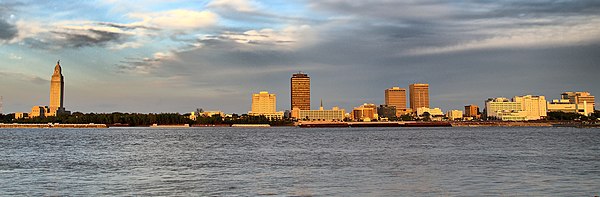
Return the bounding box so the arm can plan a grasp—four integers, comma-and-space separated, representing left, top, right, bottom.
96, 22, 159, 31
0, 2, 19, 41
24, 29, 131, 49
0, 19, 17, 40
0, 71, 49, 85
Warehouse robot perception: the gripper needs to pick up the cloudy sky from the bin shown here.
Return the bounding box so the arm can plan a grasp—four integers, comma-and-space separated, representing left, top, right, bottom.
1, 0, 599, 114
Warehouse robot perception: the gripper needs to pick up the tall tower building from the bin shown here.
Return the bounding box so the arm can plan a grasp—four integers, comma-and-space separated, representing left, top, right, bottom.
409, 83, 429, 110
385, 87, 407, 111
49, 60, 65, 116
291, 72, 310, 110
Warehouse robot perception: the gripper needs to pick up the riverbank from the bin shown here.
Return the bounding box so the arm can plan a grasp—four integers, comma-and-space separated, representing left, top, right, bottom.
0, 123, 108, 128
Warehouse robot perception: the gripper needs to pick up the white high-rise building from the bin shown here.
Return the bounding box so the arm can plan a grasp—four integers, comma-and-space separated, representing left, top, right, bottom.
485, 95, 547, 121
513, 95, 547, 120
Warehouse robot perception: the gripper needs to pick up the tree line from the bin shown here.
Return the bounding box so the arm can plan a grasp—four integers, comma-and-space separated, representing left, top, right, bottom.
0, 112, 294, 126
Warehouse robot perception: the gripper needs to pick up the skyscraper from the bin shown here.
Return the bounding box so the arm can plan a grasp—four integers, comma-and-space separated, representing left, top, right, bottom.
385, 86, 407, 116
291, 72, 310, 110
249, 91, 283, 120
409, 83, 429, 110
48, 61, 65, 116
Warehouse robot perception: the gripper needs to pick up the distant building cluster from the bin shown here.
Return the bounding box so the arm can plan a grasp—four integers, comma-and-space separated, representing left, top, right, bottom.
14, 61, 71, 119
187, 71, 595, 122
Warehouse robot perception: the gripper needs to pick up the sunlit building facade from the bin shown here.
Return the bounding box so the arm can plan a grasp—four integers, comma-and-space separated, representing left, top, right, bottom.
513, 95, 547, 120
291, 72, 310, 110
464, 105, 480, 119
48, 61, 68, 116
351, 103, 378, 121
409, 83, 429, 111
446, 110, 463, 120
560, 92, 595, 116
385, 87, 408, 116
249, 91, 283, 119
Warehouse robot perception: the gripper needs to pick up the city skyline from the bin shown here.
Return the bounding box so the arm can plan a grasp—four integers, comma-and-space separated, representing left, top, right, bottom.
1, 1, 600, 114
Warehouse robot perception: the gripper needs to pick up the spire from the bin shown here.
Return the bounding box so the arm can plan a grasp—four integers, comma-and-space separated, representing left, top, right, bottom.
320, 99, 324, 110
53, 60, 62, 75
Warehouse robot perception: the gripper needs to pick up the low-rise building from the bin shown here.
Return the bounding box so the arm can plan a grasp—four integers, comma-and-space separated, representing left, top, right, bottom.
464, 105, 480, 119
15, 112, 28, 119
30, 106, 48, 118
292, 106, 345, 121
485, 98, 521, 119
352, 103, 378, 121
493, 110, 528, 121
416, 107, 444, 117
189, 111, 225, 120
446, 110, 463, 121
377, 105, 396, 119
551, 92, 596, 116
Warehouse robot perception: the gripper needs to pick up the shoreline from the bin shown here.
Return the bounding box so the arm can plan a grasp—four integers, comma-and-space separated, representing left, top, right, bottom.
0, 123, 108, 129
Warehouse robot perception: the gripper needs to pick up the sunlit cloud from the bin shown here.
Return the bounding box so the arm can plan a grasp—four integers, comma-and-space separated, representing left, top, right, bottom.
128, 9, 218, 30
207, 0, 259, 12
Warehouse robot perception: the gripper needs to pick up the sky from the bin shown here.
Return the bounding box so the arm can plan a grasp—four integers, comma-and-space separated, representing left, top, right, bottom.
1, 0, 599, 114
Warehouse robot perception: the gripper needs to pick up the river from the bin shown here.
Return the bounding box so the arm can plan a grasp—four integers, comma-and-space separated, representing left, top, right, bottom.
1, 127, 598, 196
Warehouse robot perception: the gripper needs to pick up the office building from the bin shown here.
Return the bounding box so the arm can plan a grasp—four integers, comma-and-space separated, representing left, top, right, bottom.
352, 103, 378, 121
513, 95, 547, 120
385, 87, 408, 116
560, 92, 595, 116
291, 72, 310, 110
464, 105, 480, 119
249, 91, 283, 119
409, 83, 429, 111
30, 106, 48, 118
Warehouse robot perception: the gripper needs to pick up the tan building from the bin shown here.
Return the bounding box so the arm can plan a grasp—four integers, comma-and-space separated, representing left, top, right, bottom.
561, 92, 595, 116
292, 104, 345, 122
249, 91, 283, 119
446, 110, 463, 120
48, 61, 67, 116
385, 87, 408, 116
351, 103, 378, 121
416, 107, 444, 117
409, 83, 429, 111
547, 99, 578, 113
494, 111, 528, 121
513, 95, 547, 120
464, 105, 480, 119
30, 106, 48, 118
291, 72, 310, 110
15, 112, 28, 119
189, 111, 225, 120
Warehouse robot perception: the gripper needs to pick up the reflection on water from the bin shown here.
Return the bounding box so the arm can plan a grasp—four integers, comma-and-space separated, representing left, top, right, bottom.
1, 127, 599, 196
